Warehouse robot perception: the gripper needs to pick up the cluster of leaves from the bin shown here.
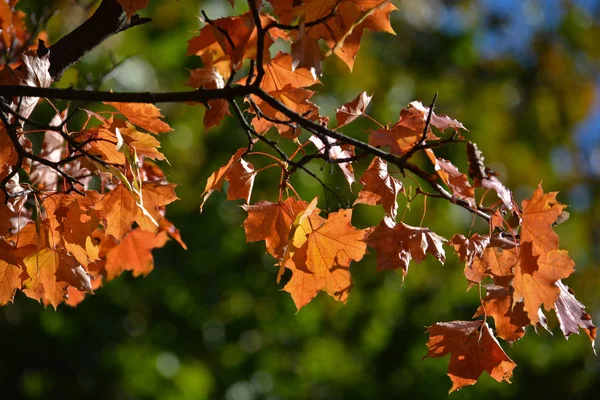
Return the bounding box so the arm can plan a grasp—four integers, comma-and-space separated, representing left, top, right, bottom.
0, 0, 596, 392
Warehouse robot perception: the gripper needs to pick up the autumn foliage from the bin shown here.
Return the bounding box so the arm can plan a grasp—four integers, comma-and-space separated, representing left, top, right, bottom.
0, 0, 596, 393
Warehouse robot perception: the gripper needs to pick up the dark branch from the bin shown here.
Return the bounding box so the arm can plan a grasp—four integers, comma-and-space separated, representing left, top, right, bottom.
48, 0, 151, 80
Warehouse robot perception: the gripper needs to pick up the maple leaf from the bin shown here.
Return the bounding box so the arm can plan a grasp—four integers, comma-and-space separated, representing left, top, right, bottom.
187, 12, 284, 79
466, 142, 516, 211
22, 248, 91, 309
252, 87, 320, 137
309, 135, 355, 188
29, 112, 65, 190
354, 157, 402, 220
200, 148, 257, 211
409, 101, 466, 133
425, 320, 516, 393
366, 218, 446, 275
260, 52, 320, 93
369, 105, 436, 156
554, 281, 597, 353
245, 52, 321, 136
335, 91, 373, 128
266, 0, 297, 25
521, 183, 565, 256
117, 123, 166, 161
96, 181, 178, 241
65, 275, 103, 307
473, 285, 530, 343
117, 0, 149, 18
186, 67, 226, 90
242, 198, 308, 259
300, 0, 397, 69
449, 234, 490, 286
43, 193, 101, 267
425, 149, 476, 208
104, 229, 169, 280
282, 205, 367, 309
0, 124, 18, 180
224, 157, 256, 204
81, 126, 126, 166
0, 259, 22, 306
291, 24, 322, 78
159, 219, 188, 250
0, 0, 27, 53
104, 102, 172, 134
0, 50, 52, 119
512, 242, 575, 325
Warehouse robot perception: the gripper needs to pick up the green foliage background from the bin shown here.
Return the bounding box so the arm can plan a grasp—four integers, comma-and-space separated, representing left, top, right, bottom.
1, 0, 599, 399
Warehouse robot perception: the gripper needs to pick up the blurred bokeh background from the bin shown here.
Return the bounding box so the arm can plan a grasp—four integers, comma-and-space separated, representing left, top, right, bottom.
1, 0, 600, 398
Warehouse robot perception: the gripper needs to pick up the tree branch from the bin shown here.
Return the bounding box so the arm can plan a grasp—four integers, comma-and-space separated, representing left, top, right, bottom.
48, 0, 151, 80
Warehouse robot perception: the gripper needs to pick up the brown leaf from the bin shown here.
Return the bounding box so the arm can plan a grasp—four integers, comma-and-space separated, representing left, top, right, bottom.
409, 100, 466, 133
291, 24, 322, 78
425, 320, 516, 393
204, 99, 231, 131
185, 67, 225, 90
29, 111, 65, 190
467, 142, 516, 211
425, 149, 476, 208
354, 157, 402, 220
336, 91, 373, 128
554, 281, 597, 353
366, 218, 446, 275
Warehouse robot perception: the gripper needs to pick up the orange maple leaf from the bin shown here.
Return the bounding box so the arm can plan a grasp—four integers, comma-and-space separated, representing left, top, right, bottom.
521, 183, 565, 257
281, 204, 367, 309
473, 285, 530, 343
369, 106, 435, 156
200, 148, 256, 211
96, 181, 178, 241
512, 242, 575, 325
104, 229, 169, 280
104, 102, 172, 134
22, 248, 92, 309
0, 259, 22, 306
301, 0, 397, 69
426, 320, 516, 393
354, 157, 402, 220
242, 198, 308, 259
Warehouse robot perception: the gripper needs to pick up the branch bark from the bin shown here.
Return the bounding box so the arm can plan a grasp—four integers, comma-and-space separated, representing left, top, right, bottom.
48, 0, 151, 80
